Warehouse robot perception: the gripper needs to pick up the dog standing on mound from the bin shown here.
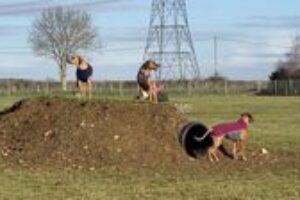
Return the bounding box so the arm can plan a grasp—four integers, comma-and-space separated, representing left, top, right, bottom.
136, 60, 159, 102
67, 54, 93, 99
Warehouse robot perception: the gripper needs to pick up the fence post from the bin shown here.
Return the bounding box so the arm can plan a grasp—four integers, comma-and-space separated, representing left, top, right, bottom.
289, 79, 294, 96
45, 80, 49, 94
98, 82, 103, 95
110, 82, 114, 94
187, 81, 192, 96
224, 80, 228, 95
119, 81, 124, 97
36, 85, 41, 93
274, 80, 278, 96
296, 80, 299, 95
285, 80, 289, 96
6, 79, 11, 96
256, 81, 261, 94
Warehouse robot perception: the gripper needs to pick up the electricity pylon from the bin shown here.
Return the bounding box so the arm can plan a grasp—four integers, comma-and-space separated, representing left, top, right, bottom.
143, 0, 200, 80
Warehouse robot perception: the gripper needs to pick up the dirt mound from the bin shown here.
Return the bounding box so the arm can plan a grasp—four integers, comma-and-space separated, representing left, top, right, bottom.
0, 98, 188, 170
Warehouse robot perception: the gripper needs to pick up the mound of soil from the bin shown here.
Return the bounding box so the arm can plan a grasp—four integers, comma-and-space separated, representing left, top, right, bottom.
0, 98, 188, 170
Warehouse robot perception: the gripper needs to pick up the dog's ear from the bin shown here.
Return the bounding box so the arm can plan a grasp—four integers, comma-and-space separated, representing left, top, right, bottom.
141, 60, 150, 69
77, 55, 84, 65
149, 60, 160, 70
241, 112, 254, 123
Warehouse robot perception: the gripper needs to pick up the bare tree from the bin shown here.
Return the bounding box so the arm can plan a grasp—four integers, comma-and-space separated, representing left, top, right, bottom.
28, 6, 100, 90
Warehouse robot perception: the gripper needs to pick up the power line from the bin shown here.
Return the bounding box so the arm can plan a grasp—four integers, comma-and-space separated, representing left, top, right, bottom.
219, 36, 291, 49
0, 36, 293, 55
104, 46, 143, 52
194, 37, 215, 42
0, 0, 129, 16
0, 51, 31, 55
0, 46, 143, 55
0, 35, 292, 51
0, 46, 29, 50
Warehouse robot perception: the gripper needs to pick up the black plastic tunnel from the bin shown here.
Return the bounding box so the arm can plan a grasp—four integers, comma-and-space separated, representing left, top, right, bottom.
178, 122, 213, 158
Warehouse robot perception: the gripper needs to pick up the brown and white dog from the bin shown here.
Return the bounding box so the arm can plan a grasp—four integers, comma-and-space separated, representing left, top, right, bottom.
67, 54, 93, 99
197, 113, 254, 162
136, 60, 160, 102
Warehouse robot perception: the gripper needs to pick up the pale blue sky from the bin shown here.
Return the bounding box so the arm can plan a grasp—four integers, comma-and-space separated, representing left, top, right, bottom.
0, 0, 300, 80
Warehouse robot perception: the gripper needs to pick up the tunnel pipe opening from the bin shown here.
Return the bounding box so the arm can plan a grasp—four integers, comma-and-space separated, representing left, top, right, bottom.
178, 122, 213, 158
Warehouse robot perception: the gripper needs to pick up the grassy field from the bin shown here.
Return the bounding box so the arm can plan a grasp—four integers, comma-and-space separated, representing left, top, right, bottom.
0, 94, 299, 200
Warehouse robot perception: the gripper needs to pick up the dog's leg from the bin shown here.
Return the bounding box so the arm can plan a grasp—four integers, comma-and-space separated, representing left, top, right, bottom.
212, 150, 219, 162
208, 136, 222, 162
150, 92, 158, 103
74, 80, 80, 98
138, 88, 143, 100
149, 91, 153, 102
153, 91, 158, 103
208, 136, 216, 162
140, 89, 148, 100
87, 79, 92, 100
78, 81, 84, 99
213, 137, 223, 162
238, 140, 247, 161
232, 142, 238, 160
214, 136, 224, 162
83, 83, 87, 99
238, 130, 248, 161
207, 147, 215, 162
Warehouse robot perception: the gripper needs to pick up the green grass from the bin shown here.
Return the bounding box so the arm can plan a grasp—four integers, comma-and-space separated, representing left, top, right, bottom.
0, 94, 299, 200
0, 168, 298, 200
0, 95, 26, 110
172, 95, 300, 153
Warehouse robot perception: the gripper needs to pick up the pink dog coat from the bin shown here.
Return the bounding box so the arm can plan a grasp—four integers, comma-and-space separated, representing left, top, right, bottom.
211, 118, 248, 137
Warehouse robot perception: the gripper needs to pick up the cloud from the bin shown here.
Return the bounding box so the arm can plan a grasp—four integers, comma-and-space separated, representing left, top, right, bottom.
0, 25, 28, 36
0, 50, 143, 80
101, 26, 147, 45
0, 0, 145, 16
249, 16, 300, 22
0, 54, 53, 68
198, 30, 293, 80
0, 0, 48, 16
236, 15, 300, 29
233, 53, 285, 59
0, 1, 42, 10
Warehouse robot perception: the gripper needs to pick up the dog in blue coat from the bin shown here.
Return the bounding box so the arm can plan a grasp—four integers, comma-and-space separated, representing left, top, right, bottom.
67, 54, 93, 99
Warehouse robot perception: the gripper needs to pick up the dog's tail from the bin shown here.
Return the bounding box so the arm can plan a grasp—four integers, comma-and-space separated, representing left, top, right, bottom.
194, 129, 211, 142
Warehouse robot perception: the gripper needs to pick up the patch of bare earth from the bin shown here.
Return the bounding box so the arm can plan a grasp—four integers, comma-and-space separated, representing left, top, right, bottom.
0, 98, 188, 170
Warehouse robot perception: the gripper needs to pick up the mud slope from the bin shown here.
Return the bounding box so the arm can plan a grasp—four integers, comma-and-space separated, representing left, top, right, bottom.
0, 98, 188, 170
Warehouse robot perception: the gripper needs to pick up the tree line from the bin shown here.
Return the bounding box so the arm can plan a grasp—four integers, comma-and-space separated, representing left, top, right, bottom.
270, 36, 300, 80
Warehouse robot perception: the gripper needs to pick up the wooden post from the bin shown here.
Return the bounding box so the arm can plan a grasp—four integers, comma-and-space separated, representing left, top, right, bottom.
98, 82, 102, 95
224, 80, 228, 95
119, 81, 124, 97
6, 79, 11, 96
187, 81, 192, 96
110, 82, 114, 94
285, 80, 289, 96
274, 80, 278, 96
296, 80, 299, 95
46, 80, 49, 94
289, 79, 294, 96
36, 85, 41, 93
256, 81, 261, 94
